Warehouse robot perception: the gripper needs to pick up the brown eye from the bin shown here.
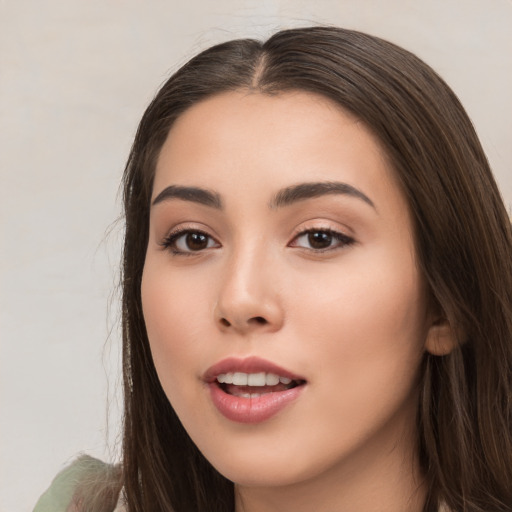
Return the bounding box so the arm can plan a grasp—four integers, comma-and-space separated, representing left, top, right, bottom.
163, 229, 219, 254
185, 232, 209, 251
291, 229, 354, 252
308, 231, 333, 249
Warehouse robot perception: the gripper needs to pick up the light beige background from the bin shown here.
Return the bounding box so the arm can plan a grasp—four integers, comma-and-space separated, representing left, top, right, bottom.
1, 1, 511, 510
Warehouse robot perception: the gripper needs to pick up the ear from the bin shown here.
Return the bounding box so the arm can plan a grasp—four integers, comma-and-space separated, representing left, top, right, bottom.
424, 317, 458, 356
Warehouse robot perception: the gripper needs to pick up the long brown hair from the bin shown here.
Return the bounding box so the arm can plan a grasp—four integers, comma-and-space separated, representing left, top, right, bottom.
119, 26, 512, 511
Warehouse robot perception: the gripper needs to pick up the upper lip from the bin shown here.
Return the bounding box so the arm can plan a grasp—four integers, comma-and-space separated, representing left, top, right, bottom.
203, 356, 306, 383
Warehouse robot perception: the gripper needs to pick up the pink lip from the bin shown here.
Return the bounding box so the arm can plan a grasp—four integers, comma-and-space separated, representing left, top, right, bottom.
204, 356, 306, 424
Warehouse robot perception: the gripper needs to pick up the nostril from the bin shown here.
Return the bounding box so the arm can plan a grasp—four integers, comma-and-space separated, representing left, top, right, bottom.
218, 316, 269, 329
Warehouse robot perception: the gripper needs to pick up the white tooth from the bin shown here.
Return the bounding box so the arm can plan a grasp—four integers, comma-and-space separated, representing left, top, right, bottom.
265, 373, 280, 385
247, 372, 266, 386
241, 393, 251, 398
217, 374, 226, 384
233, 372, 248, 385
279, 376, 292, 385
250, 393, 261, 398
223, 372, 234, 384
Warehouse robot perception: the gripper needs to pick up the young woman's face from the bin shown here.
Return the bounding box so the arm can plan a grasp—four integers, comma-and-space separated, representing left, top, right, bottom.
142, 90, 434, 491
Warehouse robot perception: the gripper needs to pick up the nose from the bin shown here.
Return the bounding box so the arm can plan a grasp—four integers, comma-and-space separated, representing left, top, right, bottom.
214, 248, 284, 335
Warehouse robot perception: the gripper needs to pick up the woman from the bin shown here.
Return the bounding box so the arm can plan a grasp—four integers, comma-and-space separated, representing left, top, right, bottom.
35, 26, 512, 512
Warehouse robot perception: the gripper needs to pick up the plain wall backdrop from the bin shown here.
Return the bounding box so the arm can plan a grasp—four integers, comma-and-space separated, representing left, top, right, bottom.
1, 1, 511, 510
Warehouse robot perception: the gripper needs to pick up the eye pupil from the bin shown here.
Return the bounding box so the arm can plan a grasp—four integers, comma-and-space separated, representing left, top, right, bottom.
308, 231, 332, 249
186, 232, 208, 250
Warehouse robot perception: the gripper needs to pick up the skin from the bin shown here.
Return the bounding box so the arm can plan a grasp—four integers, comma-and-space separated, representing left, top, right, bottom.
141, 90, 444, 511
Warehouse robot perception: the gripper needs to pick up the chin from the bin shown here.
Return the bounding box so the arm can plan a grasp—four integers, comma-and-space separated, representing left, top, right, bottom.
195, 435, 332, 489
214, 460, 314, 488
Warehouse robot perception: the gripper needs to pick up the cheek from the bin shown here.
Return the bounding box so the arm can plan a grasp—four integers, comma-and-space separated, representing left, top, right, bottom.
141, 260, 221, 446
277, 256, 427, 468
293, 248, 427, 402
141, 261, 207, 385
303, 242, 425, 338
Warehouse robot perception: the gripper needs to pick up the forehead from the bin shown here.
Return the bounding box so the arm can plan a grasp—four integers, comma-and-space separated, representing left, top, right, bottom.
159, 90, 367, 161
153, 90, 405, 214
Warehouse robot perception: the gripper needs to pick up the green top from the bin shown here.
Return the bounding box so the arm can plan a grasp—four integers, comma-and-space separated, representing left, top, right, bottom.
33, 455, 124, 512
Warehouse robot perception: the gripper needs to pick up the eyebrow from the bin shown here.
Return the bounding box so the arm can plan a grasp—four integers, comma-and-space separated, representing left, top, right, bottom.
269, 181, 375, 210
151, 181, 375, 211
152, 185, 222, 209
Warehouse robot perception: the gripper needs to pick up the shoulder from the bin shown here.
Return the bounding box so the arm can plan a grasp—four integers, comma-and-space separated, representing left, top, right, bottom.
33, 455, 123, 512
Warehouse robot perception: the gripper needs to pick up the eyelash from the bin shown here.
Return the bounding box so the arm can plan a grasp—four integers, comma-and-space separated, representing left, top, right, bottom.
290, 228, 355, 252
160, 228, 219, 256
160, 227, 355, 256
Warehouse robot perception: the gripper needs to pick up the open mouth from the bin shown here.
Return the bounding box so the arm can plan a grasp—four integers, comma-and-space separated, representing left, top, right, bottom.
215, 372, 306, 398
204, 357, 307, 422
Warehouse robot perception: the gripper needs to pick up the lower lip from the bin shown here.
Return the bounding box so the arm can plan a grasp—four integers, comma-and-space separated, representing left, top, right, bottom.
208, 383, 305, 424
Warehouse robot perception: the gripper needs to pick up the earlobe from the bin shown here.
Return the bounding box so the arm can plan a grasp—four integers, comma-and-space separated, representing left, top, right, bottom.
424, 318, 458, 356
